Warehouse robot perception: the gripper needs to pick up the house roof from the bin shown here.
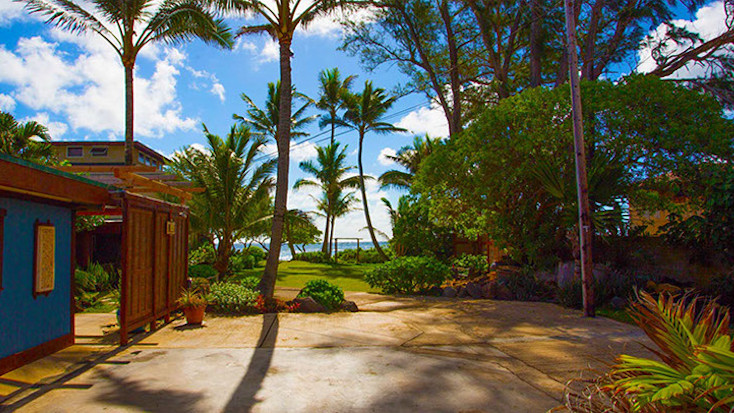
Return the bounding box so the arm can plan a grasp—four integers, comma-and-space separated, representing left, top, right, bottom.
0, 154, 113, 206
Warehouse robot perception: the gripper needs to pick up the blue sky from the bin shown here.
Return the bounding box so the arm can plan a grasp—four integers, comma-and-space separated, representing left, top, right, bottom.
0, 0, 727, 239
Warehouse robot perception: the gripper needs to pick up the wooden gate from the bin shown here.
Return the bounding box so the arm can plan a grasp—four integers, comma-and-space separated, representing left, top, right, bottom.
120, 193, 188, 345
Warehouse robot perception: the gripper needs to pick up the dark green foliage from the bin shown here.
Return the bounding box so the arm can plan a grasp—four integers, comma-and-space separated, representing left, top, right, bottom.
243, 246, 267, 263
335, 248, 386, 264
703, 271, 734, 311
451, 254, 489, 277
189, 243, 216, 266
496, 269, 555, 301
208, 282, 259, 314
293, 251, 333, 264
297, 279, 345, 310
74, 262, 119, 293
229, 253, 255, 272
556, 269, 652, 309
365, 256, 450, 294
75, 215, 104, 233
389, 195, 453, 259
188, 264, 218, 280
416, 77, 733, 266
663, 163, 734, 264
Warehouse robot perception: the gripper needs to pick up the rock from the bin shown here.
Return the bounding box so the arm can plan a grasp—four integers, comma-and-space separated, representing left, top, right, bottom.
339, 300, 359, 312
495, 284, 514, 301
442, 286, 457, 298
458, 286, 469, 298
610, 296, 627, 310
292, 297, 326, 313
481, 282, 496, 299
428, 286, 444, 296
466, 282, 483, 299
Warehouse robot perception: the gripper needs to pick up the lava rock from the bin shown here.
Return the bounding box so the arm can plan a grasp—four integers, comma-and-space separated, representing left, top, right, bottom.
428, 286, 444, 296
340, 300, 359, 312
442, 286, 457, 298
610, 296, 627, 310
466, 282, 483, 299
293, 296, 327, 313
496, 284, 514, 301
458, 286, 469, 298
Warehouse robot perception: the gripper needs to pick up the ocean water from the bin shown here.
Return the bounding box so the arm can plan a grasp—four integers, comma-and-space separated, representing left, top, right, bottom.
236, 241, 388, 261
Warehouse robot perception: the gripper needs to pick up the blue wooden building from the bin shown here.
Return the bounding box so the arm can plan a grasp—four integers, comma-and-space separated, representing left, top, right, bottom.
0, 155, 111, 375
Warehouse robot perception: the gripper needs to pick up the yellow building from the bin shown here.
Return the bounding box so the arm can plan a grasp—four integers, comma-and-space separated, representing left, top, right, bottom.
50, 141, 168, 170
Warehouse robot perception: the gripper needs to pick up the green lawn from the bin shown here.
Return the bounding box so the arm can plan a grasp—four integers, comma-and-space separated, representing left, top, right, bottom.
233, 260, 379, 293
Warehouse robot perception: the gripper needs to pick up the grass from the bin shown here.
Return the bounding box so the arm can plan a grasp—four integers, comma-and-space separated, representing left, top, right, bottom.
231, 260, 379, 293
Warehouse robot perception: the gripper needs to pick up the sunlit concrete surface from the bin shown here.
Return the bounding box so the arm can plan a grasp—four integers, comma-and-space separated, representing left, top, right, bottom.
2, 294, 651, 412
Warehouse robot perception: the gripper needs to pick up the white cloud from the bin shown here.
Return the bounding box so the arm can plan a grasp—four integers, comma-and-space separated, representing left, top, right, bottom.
264, 140, 318, 163
0, 36, 197, 139
637, 1, 730, 79
298, 7, 375, 38
22, 112, 68, 139
211, 82, 226, 102
260, 39, 279, 63
0, 1, 28, 26
396, 102, 449, 138
234, 38, 258, 53
190, 143, 209, 153
0, 93, 16, 111
377, 147, 397, 166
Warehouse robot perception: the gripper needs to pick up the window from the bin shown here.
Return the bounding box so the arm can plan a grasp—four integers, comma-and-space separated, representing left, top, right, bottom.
0, 208, 5, 291
138, 154, 146, 165
67, 147, 83, 158
90, 147, 108, 157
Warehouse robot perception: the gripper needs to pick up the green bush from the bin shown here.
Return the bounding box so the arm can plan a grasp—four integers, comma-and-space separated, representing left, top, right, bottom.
497, 268, 554, 301
365, 256, 450, 294
240, 276, 261, 290
74, 262, 119, 293
336, 248, 386, 264
189, 264, 217, 279
208, 282, 259, 314
451, 254, 489, 277
297, 279, 345, 310
293, 251, 332, 263
242, 246, 267, 263
229, 253, 256, 273
556, 269, 650, 309
189, 243, 216, 266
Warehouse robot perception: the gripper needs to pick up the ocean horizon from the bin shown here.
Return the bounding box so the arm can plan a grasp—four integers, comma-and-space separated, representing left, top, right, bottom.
236, 241, 388, 261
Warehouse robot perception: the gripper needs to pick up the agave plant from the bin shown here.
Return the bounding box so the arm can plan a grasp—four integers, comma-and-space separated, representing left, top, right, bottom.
563, 291, 734, 412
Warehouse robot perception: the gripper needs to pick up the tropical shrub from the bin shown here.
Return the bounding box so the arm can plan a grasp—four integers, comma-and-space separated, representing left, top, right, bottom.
563, 292, 734, 412
208, 282, 259, 314
336, 248, 386, 264
74, 262, 119, 293
243, 246, 267, 264
557, 270, 650, 309
293, 251, 332, 263
365, 256, 450, 294
496, 268, 554, 301
703, 271, 734, 311
389, 195, 453, 259
451, 254, 489, 277
239, 276, 261, 291
189, 243, 216, 266
297, 279, 345, 310
189, 264, 217, 280
229, 252, 256, 273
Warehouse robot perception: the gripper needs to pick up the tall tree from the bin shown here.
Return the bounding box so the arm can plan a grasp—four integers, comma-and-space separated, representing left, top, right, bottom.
294, 142, 360, 256
0, 111, 54, 163
283, 209, 321, 257
378, 134, 439, 190
170, 124, 275, 280
316, 68, 356, 144
20, 0, 233, 165
226, 0, 354, 298
334, 81, 405, 260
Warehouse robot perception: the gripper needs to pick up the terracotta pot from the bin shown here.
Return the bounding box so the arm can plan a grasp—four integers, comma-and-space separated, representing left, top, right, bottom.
183, 305, 206, 325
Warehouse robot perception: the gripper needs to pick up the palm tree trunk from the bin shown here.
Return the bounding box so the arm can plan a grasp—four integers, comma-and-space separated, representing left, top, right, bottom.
285, 218, 297, 259
322, 211, 331, 255
330, 215, 336, 256
357, 134, 388, 260
260, 38, 293, 298
330, 111, 336, 145
124, 63, 134, 165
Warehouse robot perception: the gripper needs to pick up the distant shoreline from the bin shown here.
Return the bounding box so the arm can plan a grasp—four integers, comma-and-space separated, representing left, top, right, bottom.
235, 241, 389, 261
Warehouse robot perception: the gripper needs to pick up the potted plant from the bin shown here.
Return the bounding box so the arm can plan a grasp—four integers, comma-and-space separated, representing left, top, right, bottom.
177, 287, 208, 325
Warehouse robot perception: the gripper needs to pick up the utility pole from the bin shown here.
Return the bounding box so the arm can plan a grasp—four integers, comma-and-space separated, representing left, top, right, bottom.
563, 0, 595, 317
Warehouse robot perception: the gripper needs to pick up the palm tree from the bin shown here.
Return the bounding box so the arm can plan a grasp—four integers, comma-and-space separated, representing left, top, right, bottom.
378, 134, 439, 190
283, 209, 320, 258
170, 123, 275, 280
316, 68, 356, 144
20, 0, 233, 165
0, 111, 54, 163
323, 189, 361, 255
294, 142, 360, 256
334, 81, 405, 260
227, 0, 355, 298
235, 81, 315, 141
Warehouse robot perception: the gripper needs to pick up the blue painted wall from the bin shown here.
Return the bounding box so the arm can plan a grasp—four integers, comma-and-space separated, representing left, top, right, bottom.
0, 197, 72, 360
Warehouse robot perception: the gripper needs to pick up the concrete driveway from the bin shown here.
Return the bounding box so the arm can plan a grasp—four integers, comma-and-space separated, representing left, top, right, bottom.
1, 293, 651, 412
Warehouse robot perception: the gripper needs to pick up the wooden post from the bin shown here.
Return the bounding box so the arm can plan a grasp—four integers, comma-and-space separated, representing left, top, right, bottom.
334, 239, 338, 264
564, 0, 595, 317
356, 239, 360, 263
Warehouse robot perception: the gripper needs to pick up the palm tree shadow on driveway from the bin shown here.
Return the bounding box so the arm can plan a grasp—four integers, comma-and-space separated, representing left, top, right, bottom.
223, 313, 279, 412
